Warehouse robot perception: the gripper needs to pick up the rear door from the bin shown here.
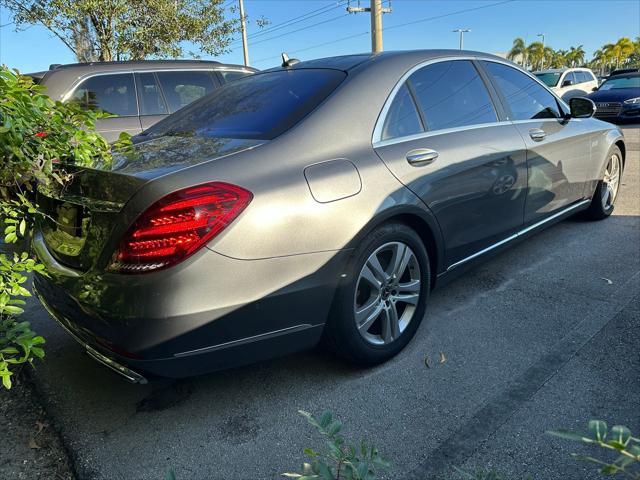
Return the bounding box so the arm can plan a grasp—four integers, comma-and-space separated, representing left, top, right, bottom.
373, 59, 528, 266
480, 61, 591, 224
67, 73, 142, 142
135, 72, 170, 130
155, 70, 218, 114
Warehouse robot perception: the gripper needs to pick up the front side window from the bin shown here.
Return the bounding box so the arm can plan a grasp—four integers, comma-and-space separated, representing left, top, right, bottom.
408, 60, 498, 132
483, 61, 561, 120
144, 69, 346, 140
564, 72, 577, 86
156, 71, 216, 113
381, 84, 423, 140
69, 73, 137, 116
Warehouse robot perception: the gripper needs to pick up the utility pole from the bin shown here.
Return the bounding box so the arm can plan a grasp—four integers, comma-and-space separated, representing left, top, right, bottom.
347, 0, 392, 54
238, 0, 249, 66
452, 28, 470, 50
537, 33, 545, 69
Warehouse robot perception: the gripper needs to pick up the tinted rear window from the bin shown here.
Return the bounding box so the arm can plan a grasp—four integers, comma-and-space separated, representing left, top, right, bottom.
143, 69, 346, 140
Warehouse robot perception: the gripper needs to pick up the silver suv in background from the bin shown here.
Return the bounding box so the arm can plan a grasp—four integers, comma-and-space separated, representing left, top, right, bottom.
28, 60, 256, 142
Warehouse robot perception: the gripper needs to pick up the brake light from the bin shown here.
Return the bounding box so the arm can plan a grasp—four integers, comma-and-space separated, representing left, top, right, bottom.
108, 182, 252, 273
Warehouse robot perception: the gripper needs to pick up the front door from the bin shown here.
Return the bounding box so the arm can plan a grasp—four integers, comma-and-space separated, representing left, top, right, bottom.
480, 61, 591, 224
373, 60, 528, 267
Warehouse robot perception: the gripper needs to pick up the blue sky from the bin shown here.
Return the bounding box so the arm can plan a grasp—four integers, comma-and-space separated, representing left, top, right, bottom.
1, 0, 638, 73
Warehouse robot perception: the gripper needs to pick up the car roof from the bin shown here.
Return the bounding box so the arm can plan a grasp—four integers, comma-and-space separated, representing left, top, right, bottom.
264, 49, 510, 73
534, 67, 591, 74
28, 59, 257, 99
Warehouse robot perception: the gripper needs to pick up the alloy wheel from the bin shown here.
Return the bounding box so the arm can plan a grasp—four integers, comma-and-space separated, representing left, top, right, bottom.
353, 241, 421, 345
601, 153, 621, 210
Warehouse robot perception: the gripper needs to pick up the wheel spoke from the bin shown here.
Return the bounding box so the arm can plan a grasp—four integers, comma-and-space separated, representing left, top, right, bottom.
367, 254, 387, 283
360, 264, 382, 289
390, 243, 412, 278
397, 279, 420, 294
380, 306, 399, 343
356, 298, 382, 331
394, 292, 419, 306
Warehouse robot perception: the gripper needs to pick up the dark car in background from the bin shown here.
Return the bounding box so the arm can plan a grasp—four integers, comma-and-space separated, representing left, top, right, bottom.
588, 72, 640, 123
28, 60, 256, 141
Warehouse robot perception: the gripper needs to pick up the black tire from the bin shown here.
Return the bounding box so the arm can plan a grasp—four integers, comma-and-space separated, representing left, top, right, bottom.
323, 222, 430, 366
583, 145, 623, 220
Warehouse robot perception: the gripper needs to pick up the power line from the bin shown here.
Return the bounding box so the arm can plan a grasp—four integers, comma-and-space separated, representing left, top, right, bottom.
384, 0, 515, 32
247, 13, 350, 48
244, 1, 348, 41
252, 0, 515, 66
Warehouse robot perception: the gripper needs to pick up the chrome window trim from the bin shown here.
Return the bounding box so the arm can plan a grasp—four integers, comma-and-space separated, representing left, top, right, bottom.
372, 55, 573, 147
446, 198, 591, 271
373, 120, 512, 148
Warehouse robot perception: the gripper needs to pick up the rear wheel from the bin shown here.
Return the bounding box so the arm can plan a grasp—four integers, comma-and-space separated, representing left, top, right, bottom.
584, 146, 623, 220
324, 222, 430, 365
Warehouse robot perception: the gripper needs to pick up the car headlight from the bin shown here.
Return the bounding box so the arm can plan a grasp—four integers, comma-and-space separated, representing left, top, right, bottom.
623, 97, 640, 104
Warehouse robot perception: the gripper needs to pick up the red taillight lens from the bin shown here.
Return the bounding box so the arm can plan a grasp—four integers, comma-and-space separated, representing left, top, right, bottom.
109, 182, 252, 273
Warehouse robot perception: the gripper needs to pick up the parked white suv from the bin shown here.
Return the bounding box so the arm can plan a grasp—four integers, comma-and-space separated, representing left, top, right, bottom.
534, 68, 599, 101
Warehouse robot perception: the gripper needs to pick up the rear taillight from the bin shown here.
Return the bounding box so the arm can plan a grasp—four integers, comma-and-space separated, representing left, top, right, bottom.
108, 182, 252, 273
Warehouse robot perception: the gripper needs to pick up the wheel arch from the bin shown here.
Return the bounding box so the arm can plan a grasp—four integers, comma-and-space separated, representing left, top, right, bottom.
345, 205, 445, 289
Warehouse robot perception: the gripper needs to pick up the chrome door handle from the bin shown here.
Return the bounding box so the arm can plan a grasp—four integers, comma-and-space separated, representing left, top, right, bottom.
529, 128, 546, 141
406, 148, 439, 166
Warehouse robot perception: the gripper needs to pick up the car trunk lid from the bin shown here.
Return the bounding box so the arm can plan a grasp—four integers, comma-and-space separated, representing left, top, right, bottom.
37, 136, 263, 271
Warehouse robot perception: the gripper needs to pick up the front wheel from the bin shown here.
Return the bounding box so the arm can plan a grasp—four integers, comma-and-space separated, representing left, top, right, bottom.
584, 146, 623, 220
323, 222, 430, 366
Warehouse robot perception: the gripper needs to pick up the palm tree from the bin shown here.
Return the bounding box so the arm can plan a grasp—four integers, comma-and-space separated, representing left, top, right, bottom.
543, 46, 555, 69
567, 45, 585, 67
628, 36, 640, 67
527, 41, 545, 70
507, 37, 527, 66
550, 49, 568, 68
604, 38, 635, 69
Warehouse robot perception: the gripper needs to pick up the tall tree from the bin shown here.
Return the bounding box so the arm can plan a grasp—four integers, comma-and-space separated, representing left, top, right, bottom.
603, 37, 635, 69
567, 45, 585, 67
1, 0, 240, 62
507, 37, 527, 66
527, 41, 545, 70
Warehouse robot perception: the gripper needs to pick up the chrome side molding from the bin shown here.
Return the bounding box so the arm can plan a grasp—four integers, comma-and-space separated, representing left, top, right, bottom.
447, 199, 591, 271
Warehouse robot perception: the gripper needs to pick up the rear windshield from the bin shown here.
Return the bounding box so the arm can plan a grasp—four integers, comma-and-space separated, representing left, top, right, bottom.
534, 72, 561, 87
142, 69, 346, 141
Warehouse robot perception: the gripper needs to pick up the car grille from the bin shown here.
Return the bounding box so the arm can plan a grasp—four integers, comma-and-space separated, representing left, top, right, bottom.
595, 102, 622, 117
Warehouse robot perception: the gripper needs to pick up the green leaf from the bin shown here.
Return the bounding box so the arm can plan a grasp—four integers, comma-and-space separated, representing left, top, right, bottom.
588, 420, 608, 441
609, 425, 632, 447
319, 411, 333, 429
547, 429, 593, 443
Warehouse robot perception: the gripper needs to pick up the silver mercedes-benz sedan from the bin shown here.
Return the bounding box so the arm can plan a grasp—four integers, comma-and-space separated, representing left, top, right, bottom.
34, 50, 625, 383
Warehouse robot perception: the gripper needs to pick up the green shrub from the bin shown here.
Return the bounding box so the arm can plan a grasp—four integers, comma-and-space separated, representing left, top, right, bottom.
0, 65, 130, 388
284, 410, 390, 480
549, 420, 640, 478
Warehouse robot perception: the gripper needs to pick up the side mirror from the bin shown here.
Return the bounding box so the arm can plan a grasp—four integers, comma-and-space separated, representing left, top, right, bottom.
569, 97, 596, 119
592, 86, 598, 91
562, 79, 573, 87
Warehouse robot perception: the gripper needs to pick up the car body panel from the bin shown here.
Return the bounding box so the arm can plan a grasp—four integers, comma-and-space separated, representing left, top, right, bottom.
32, 50, 626, 380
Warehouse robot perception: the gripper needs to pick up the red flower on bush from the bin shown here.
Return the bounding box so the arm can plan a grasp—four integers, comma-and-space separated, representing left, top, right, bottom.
35, 131, 48, 138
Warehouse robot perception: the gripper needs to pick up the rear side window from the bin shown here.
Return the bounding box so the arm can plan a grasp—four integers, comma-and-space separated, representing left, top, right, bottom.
577, 71, 592, 83
219, 70, 251, 83
482, 62, 561, 120
409, 60, 498, 132
144, 69, 346, 141
69, 73, 137, 116
381, 84, 423, 140
135, 72, 168, 115
156, 71, 216, 113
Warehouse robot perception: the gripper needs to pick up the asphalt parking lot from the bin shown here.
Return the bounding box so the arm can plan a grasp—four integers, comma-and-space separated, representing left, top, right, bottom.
25, 125, 639, 480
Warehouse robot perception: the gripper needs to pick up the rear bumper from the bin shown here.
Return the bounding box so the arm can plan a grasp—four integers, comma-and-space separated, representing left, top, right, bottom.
32, 232, 349, 379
